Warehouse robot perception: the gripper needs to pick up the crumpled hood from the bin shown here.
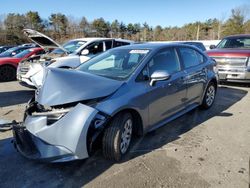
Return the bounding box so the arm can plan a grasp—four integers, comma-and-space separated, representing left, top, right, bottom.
36, 68, 124, 106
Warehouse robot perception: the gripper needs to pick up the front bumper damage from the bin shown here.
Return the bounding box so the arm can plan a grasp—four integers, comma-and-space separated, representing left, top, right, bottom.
17, 62, 46, 88
12, 103, 104, 162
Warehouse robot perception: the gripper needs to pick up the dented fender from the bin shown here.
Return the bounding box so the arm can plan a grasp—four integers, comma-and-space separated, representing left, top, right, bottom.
21, 103, 98, 161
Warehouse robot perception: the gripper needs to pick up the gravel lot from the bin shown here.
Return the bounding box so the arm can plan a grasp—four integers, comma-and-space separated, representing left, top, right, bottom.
0, 81, 249, 188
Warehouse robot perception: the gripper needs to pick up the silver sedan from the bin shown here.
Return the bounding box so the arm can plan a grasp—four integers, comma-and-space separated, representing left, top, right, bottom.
13, 43, 218, 162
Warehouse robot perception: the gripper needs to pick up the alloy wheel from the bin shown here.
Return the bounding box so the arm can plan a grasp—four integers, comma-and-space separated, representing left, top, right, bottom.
120, 118, 133, 154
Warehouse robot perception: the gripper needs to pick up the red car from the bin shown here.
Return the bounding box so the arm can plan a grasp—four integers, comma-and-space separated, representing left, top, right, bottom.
0, 47, 44, 82
207, 34, 250, 83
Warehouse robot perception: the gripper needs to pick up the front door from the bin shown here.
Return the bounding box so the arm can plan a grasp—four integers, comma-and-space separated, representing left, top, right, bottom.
148, 48, 187, 127
80, 41, 104, 63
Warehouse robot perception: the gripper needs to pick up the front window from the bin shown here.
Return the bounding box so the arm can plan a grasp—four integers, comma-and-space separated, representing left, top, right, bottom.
85, 41, 104, 55
78, 49, 150, 80
217, 37, 250, 49
148, 48, 181, 75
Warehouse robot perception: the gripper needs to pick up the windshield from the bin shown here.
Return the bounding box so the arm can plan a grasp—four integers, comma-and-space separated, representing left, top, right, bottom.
217, 37, 250, 49
78, 48, 150, 80
14, 49, 33, 58
51, 40, 86, 54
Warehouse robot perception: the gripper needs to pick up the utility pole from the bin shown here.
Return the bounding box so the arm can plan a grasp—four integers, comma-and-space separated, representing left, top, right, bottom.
217, 22, 221, 40
196, 24, 200, 40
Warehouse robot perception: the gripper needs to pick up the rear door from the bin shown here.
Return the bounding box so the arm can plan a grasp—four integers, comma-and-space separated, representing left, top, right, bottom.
178, 47, 208, 106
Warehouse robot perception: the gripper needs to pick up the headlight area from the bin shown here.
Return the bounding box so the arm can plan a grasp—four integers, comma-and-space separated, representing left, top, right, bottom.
25, 100, 71, 125
32, 108, 71, 125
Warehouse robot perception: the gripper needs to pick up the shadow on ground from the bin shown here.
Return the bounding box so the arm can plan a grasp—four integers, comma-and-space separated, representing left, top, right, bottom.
0, 90, 34, 107
0, 86, 247, 187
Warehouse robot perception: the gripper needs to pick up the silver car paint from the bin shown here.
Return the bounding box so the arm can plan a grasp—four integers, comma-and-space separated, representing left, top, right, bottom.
36, 68, 124, 106
25, 103, 98, 161
14, 44, 217, 162
49, 55, 81, 68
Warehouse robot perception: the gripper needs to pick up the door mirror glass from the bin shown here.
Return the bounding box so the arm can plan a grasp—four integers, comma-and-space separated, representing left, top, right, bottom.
81, 49, 89, 55
150, 70, 171, 86
209, 45, 216, 49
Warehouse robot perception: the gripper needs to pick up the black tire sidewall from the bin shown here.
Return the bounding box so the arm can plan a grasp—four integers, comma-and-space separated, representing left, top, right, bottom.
0, 65, 16, 82
116, 113, 133, 156
102, 112, 133, 161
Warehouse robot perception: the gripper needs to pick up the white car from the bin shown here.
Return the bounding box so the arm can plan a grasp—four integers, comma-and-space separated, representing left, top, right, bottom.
17, 29, 134, 88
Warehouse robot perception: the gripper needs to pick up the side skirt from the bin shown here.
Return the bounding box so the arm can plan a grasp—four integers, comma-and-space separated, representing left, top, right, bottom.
147, 103, 199, 133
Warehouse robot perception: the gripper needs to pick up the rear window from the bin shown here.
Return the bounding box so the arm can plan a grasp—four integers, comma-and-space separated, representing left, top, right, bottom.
114, 41, 130, 47
179, 48, 202, 68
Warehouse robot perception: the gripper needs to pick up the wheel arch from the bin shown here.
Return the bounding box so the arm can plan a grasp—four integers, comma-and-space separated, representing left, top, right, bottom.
200, 77, 218, 105
0, 62, 17, 69
109, 108, 144, 136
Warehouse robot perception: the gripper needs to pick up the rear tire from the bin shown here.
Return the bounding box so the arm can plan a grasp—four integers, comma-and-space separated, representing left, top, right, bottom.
0, 65, 16, 82
200, 82, 216, 109
102, 112, 133, 161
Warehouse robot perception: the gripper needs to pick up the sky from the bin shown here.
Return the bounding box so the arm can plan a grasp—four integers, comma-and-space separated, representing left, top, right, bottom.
0, 0, 249, 27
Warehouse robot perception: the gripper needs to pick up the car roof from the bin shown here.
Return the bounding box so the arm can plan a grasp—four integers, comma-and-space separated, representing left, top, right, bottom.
224, 34, 250, 39
70, 38, 134, 43
183, 41, 204, 45
114, 42, 198, 50
12, 46, 31, 50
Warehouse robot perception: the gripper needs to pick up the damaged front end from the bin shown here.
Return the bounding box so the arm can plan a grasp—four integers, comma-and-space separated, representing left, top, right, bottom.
17, 55, 60, 88
12, 99, 109, 162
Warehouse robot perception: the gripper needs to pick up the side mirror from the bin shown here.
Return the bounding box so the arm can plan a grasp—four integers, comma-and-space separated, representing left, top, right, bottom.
209, 45, 216, 49
150, 70, 171, 86
81, 49, 89, 55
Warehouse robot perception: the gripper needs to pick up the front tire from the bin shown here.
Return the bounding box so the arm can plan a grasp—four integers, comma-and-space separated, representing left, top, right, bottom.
0, 65, 16, 82
102, 113, 133, 161
201, 82, 216, 109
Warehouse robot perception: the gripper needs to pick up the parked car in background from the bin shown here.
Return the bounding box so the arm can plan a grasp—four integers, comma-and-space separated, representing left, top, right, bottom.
207, 34, 250, 83
0, 48, 45, 81
17, 29, 89, 87
0, 46, 33, 58
182, 42, 206, 51
13, 43, 218, 162
0, 45, 15, 54
17, 29, 134, 88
